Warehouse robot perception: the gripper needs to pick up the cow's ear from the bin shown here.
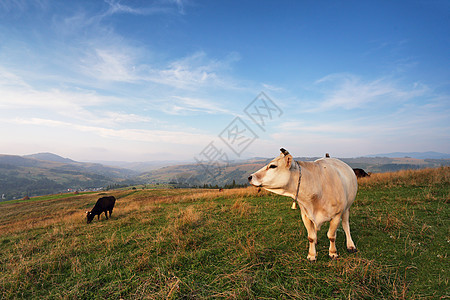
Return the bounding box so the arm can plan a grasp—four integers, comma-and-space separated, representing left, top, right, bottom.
285, 154, 293, 168
280, 148, 290, 156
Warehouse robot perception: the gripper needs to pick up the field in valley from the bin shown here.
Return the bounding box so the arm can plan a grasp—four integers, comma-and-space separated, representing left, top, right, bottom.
0, 167, 449, 299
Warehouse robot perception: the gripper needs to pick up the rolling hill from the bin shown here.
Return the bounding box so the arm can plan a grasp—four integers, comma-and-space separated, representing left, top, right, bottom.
23, 152, 76, 163
0, 153, 140, 201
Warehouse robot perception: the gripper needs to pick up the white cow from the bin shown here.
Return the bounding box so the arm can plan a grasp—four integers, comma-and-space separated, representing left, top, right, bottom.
248, 148, 358, 261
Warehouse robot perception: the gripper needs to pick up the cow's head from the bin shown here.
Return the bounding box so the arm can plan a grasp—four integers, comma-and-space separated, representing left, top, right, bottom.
248, 148, 294, 189
86, 211, 94, 224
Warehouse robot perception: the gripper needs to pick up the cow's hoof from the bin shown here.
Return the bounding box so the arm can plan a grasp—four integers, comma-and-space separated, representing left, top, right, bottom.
329, 253, 339, 260
307, 255, 317, 262
347, 247, 357, 253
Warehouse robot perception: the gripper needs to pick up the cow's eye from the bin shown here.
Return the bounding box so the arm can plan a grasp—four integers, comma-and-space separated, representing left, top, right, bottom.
269, 164, 277, 169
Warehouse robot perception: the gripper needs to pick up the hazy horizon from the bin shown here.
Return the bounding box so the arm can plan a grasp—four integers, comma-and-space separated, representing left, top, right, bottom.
3, 150, 449, 164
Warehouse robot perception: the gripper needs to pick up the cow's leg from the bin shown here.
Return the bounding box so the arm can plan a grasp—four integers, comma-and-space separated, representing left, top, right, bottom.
105, 211, 109, 220
300, 210, 317, 261
342, 209, 357, 252
327, 216, 341, 259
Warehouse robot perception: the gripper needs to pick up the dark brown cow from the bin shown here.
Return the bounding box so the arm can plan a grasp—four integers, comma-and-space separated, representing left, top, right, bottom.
86, 196, 116, 223
353, 168, 370, 178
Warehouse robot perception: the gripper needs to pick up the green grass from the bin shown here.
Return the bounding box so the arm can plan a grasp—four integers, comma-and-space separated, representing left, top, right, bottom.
0, 168, 449, 299
0, 191, 97, 205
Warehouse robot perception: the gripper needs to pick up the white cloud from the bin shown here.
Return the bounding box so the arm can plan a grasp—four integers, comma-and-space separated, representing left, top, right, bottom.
141, 51, 241, 90
157, 96, 231, 115
104, 0, 148, 16
0, 0, 47, 12
0, 75, 107, 113
0, 67, 31, 89
261, 83, 285, 92
5, 2, 242, 97
273, 90, 450, 157
104, 0, 186, 17
276, 119, 403, 137
76, 40, 240, 91
313, 73, 429, 111
101, 111, 153, 124
80, 47, 138, 82
7, 117, 213, 145
0, 67, 158, 128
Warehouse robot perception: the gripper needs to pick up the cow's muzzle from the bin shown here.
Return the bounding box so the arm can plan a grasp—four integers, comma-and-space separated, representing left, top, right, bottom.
248, 175, 262, 187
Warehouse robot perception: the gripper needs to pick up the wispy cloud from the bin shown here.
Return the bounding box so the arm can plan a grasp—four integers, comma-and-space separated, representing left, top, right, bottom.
104, 0, 149, 16
157, 96, 231, 115
0, 0, 47, 13
0, 67, 31, 89
4, 1, 241, 94
261, 83, 285, 93
104, 0, 187, 17
1, 74, 105, 110
101, 112, 153, 124
80, 47, 139, 82
0, 67, 154, 127
313, 73, 429, 111
75, 34, 240, 90
7, 117, 213, 145
276, 119, 402, 137
142, 51, 241, 90
49, 0, 193, 85
274, 89, 450, 156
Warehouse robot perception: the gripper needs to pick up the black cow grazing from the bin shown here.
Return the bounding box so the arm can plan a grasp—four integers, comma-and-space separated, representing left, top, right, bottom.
353, 168, 370, 178
86, 196, 116, 224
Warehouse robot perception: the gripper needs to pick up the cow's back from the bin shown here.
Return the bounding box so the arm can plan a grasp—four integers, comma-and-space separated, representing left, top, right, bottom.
314, 158, 358, 207
95, 196, 116, 210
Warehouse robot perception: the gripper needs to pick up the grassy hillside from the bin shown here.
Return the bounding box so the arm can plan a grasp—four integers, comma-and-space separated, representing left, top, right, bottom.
0, 167, 448, 299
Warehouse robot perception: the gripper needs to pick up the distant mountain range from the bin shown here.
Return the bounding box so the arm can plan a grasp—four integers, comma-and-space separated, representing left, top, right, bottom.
1, 151, 449, 201
89, 159, 190, 173
365, 151, 450, 159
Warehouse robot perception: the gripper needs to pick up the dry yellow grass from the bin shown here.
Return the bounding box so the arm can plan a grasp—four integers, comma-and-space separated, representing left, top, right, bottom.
177, 206, 202, 227
358, 166, 450, 189
230, 199, 255, 217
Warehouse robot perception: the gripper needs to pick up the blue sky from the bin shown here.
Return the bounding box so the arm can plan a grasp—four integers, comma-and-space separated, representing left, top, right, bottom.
0, 0, 448, 162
